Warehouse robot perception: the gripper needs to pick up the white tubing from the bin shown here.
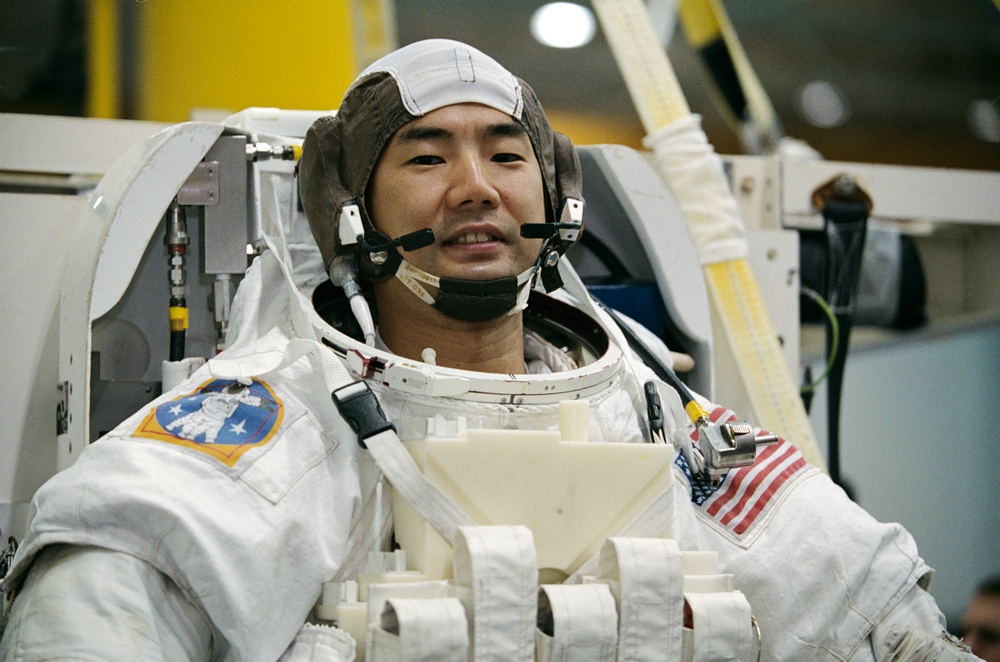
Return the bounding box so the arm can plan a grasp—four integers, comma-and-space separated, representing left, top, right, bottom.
643, 115, 747, 265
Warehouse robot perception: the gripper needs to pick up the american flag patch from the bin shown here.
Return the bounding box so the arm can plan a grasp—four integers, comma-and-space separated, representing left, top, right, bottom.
676, 406, 810, 541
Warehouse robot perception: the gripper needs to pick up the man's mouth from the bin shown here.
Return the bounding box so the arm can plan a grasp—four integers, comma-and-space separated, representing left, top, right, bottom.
450, 232, 499, 245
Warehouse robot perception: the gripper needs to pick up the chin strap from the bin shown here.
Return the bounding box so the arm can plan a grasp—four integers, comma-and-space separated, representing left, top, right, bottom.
333, 197, 581, 323
394, 258, 539, 319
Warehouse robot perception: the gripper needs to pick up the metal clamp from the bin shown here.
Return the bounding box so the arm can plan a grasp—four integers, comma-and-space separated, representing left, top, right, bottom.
697, 419, 778, 483
331, 381, 395, 449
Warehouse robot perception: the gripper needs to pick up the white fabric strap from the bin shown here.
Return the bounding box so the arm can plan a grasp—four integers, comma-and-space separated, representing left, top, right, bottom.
365, 581, 453, 627
363, 427, 474, 544
452, 526, 538, 662
369, 597, 469, 662
598, 537, 685, 661
685, 591, 754, 661
536, 584, 618, 662
279, 623, 357, 662
265, 337, 474, 548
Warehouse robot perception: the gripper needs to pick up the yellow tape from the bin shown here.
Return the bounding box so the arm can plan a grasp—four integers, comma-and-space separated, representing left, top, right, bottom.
677, 0, 721, 48
591, 0, 690, 131
593, 0, 825, 470
705, 261, 825, 468
684, 400, 710, 426
169, 306, 189, 331
680, 0, 782, 151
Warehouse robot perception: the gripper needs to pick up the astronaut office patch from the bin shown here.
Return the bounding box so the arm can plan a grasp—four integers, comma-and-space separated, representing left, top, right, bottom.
133, 378, 284, 467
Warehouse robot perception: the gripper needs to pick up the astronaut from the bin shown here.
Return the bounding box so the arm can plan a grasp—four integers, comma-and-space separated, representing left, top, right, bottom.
0, 39, 977, 661
165, 382, 264, 445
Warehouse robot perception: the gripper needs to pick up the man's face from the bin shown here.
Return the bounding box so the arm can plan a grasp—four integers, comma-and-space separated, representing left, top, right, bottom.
367, 103, 546, 283
963, 593, 1000, 662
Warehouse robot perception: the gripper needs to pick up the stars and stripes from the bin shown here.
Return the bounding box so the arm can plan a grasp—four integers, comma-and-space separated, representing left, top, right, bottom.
676, 405, 810, 540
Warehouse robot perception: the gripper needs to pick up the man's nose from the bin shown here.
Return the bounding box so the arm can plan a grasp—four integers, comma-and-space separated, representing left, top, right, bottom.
447, 155, 499, 209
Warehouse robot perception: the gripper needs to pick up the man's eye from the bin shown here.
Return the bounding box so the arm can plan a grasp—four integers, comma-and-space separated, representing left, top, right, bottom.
492, 153, 523, 163
410, 155, 442, 165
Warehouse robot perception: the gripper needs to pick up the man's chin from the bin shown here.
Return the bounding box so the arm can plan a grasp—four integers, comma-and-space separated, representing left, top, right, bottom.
436, 262, 527, 283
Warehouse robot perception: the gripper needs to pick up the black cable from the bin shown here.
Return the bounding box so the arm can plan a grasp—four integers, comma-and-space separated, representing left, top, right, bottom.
168, 296, 186, 362
598, 301, 695, 408
169, 330, 186, 363
816, 196, 869, 486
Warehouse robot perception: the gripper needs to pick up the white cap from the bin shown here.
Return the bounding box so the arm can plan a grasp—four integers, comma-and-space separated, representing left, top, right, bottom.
354, 39, 524, 119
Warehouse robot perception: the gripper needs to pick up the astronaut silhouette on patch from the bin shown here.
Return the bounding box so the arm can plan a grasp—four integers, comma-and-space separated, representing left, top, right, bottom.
160, 380, 279, 446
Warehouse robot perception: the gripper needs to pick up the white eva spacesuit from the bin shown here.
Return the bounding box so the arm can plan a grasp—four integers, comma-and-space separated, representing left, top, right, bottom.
0, 39, 976, 662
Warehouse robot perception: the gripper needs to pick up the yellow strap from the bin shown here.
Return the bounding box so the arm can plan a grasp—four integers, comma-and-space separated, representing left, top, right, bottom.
677, 0, 720, 48
591, 0, 825, 470
590, 0, 690, 132
679, 0, 782, 151
705, 262, 824, 467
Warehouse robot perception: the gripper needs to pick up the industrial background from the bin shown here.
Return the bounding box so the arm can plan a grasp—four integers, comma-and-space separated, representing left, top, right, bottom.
2, 0, 998, 170
2, 0, 998, 631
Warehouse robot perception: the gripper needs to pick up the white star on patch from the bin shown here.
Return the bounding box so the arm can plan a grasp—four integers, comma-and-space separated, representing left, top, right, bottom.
229, 419, 247, 435
169, 404, 184, 416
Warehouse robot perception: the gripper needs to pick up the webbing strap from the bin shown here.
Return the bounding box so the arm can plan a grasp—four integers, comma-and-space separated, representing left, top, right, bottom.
686, 591, 755, 661
453, 526, 537, 661
369, 597, 469, 661
537, 584, 618, 662
598, 537, 685, 661
290, 338, 475, 547
592, 0, 825, 471
362, 428, 474, 545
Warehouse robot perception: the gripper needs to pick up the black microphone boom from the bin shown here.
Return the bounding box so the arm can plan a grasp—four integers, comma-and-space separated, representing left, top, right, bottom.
397, 229, 435, 251
520, 223, 557, 239
359, 228, 435, 255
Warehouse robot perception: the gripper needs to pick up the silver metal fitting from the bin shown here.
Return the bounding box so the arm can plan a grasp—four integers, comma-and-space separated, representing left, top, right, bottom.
697, 419, 778, 483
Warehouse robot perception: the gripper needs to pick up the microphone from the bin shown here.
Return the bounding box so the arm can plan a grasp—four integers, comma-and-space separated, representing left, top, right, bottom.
359, 228, 435, 255
520, 223, 557, 239
520, 222, 583, 240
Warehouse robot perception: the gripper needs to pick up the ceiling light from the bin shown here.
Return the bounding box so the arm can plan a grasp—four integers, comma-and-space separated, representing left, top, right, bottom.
967, 99, 1000, 143
530, 2, 597, 49
797, 80, 851, 128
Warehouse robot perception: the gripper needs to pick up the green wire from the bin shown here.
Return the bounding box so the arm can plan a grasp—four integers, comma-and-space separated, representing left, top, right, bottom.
800, 287, 839, 395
